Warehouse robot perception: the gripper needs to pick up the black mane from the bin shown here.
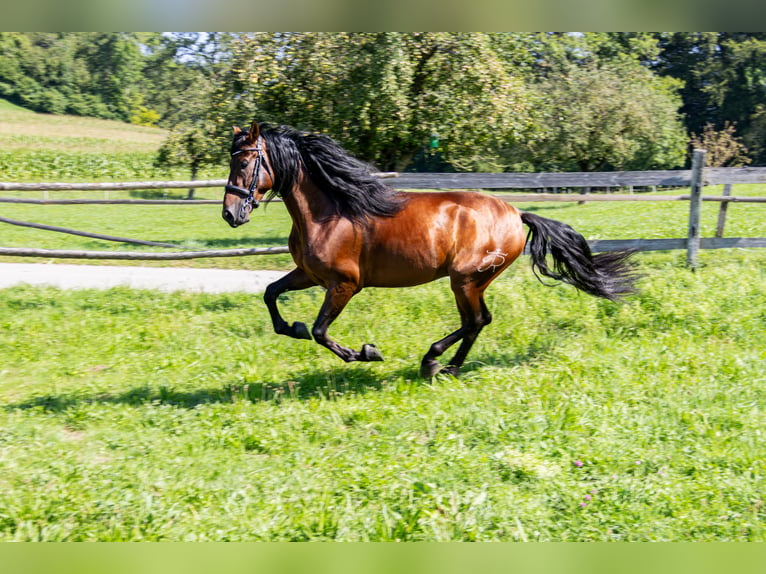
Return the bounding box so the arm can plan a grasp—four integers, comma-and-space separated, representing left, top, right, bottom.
233, 124, 404, 222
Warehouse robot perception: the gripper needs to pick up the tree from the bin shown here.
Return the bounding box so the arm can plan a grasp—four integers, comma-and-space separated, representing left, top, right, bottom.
515, 59, 687, 172
138, 33, 232, 128
149, 34, 235, 185
155, 126, 217, 198
206, 33, 537, 172
0, 32, 145, 121
650, 33, 766, 164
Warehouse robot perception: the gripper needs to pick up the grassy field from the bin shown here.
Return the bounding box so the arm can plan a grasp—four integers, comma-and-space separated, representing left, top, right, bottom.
0, 248, 765, 541
1, 101, 765, 540
0, 98, 220, 182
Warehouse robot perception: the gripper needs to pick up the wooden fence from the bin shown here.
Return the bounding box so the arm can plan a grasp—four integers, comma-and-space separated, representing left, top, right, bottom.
1, 150, 765, 269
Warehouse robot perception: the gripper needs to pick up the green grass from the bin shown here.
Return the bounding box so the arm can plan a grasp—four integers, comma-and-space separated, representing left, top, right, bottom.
1, 249, 765, 541
0, 196, 295, 270
0, 98, 220, 182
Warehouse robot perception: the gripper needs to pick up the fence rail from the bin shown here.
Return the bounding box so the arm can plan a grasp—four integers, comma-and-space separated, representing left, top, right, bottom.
0, 246, 291, 260
3, 194, 766, 206
1, 156, 765, 268
0, 198, 221, 205
0, 179, 226, 192
2, 166, 766, 193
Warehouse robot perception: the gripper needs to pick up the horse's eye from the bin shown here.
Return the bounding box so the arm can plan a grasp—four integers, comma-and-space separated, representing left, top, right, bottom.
239, 160, 249, 169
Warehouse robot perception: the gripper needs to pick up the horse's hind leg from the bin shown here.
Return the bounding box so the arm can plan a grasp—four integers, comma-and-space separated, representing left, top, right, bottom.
441, 295, 492, 376
420, 279, 489, 378
311, 281, 383, 363
264, 268, 316, 340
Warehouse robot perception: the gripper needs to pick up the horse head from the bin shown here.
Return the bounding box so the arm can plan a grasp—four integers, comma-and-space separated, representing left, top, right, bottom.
222, 121, 274, 228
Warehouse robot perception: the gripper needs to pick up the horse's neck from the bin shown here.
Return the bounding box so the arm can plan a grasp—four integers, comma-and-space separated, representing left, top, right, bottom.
282, 177, 332, 234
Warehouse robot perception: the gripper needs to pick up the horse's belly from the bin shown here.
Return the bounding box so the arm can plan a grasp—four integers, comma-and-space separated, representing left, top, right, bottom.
363, 261, 448, 288
360, 240, 450, 287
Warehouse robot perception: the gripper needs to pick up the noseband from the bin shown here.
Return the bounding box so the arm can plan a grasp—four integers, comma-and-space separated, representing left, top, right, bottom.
225, 137, 272, 216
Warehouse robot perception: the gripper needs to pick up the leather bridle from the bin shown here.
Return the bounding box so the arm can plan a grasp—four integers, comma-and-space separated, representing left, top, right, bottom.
225, 137, 272, 216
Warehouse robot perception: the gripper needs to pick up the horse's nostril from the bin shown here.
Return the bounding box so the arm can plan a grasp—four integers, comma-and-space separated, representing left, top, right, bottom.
222, 208, 236, 226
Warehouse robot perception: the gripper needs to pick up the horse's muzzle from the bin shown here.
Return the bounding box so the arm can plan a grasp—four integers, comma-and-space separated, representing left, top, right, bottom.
222, 202, 252, 228
222, 206, 241, 228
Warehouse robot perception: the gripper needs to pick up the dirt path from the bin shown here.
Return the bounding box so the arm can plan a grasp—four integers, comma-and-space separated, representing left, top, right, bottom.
0, 263, 286, 293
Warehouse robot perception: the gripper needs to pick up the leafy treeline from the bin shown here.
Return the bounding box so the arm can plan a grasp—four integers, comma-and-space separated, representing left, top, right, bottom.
0, 32, 225, 126
2, 32, 765, 173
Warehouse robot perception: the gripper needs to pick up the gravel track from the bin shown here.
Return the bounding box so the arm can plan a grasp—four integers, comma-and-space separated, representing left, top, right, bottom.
0, 263, 286, 294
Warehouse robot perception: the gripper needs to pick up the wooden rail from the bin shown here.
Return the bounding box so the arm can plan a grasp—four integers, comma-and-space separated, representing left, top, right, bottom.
0, 179, 227, 192
0, 246, 291, 260
0, 198, 222, 205
3, 194, 766, 206
1, 160, 764, 268
2, 166, 766, 192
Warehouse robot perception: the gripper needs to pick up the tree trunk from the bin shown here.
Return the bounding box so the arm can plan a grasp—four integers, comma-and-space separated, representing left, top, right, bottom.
187, 164, 198, 199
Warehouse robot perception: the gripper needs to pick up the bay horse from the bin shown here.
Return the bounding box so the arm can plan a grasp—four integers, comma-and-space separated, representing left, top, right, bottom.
223, 121, 637, 378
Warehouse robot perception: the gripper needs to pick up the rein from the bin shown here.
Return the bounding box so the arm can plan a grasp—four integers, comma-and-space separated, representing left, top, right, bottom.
225, 137, 272, 215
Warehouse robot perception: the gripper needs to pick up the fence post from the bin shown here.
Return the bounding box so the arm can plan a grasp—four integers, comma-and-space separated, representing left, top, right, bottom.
686, 149, 706, 270
715, 183, 733, 238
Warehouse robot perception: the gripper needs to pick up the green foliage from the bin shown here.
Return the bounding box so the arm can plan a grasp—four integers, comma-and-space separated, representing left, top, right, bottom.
209, 33, 537, 172
155, 126, 217, 176
507, 34, 688, 172
202, 32, 689, 172
651, 33, 766, 164
138, 33, 230, 129
129, 103, 161, 128
0, 32, 225, 134
0, 150, 163, 181
690, 122, 751, 168
5, 32, 766, 174
0, 33, 145, 122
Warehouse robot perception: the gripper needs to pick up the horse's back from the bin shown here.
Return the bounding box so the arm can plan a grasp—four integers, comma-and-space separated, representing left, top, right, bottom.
360, 191, 525, 287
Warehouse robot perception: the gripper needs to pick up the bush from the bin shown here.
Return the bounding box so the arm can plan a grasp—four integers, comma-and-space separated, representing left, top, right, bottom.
130, 106, 161, 128
690, 122, 751, 167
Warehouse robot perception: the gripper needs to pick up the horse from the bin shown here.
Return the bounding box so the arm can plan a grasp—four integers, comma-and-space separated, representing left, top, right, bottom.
222, 121, 638, 378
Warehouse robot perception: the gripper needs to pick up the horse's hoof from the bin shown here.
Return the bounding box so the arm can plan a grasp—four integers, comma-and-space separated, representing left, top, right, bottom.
440, 365, 460, 377
420, 359, 441, 379
361, 344, 383, 362
292, 322, 311, 340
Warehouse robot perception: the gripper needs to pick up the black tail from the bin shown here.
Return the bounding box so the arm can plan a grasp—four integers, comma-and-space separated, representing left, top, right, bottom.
521, 211, 638, 301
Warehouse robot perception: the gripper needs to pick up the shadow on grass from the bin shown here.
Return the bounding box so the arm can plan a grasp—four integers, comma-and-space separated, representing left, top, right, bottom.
195, 237, 289, 249
4, 340, 554, 415
128, 190, 190, 200
453, 338, 558, 376
4, 363, 424, 413
518, 204, 576, 213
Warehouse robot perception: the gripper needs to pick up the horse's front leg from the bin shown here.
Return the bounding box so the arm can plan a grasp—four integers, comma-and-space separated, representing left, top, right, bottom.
312, 281, 383, 362
264, 268, 316, 340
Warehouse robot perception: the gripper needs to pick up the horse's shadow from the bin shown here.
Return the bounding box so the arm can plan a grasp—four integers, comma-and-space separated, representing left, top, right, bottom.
4, 364, 420, 413
5, 344, 551, 414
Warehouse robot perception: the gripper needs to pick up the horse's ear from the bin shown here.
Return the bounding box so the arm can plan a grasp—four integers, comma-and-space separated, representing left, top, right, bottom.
248, 121, 260, 142
232, 126, 242, 135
